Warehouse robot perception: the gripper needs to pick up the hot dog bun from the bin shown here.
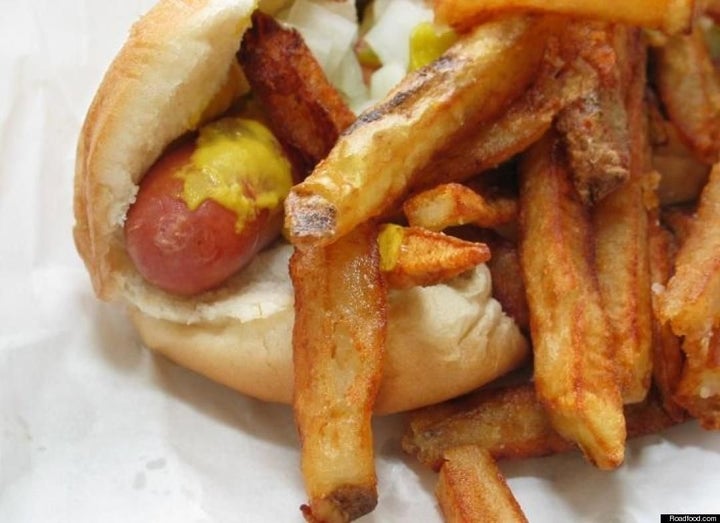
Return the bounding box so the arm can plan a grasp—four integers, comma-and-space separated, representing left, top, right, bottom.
73, 0, 529, 414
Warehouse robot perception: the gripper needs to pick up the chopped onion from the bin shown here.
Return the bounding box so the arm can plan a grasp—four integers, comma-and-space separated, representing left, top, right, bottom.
364, 0, 433, 72
279, 0, 369, 111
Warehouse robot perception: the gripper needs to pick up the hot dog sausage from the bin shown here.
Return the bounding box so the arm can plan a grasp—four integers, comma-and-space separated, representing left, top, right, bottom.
124, 118, 293, 296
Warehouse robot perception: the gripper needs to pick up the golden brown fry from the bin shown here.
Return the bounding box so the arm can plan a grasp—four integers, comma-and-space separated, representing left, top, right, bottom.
556, 24, 636, 204
675, 329, 720, 429
378, 224, 490, 289
291, 223, 387, 523
433, 0, 695, 35
415, 37, 597, 189
403, 183, 517, 231
659, 164, 720, 339
403, 384, 573, 470
285, 15, 560, 247
652, 26, 720, 164
436, 446, 529, 523
657, 166, 720, 429
591, 31, 653, 404
648, 217, 686, 421
518, 132, 625, 469
239, 11, 356, 175
402, 383, 682, 471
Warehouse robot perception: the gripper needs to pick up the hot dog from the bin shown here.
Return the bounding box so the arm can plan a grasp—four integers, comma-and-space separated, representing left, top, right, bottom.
124, 118, 292, 296
73, 0, 529, 414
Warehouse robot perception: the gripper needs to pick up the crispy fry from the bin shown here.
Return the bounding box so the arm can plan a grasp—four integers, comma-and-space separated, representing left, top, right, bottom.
403, 384, 573, 470
591, 31, 653, 404
648, 217, 686, 421
659, 164, 720, 339
239, 11, 356, 175
290, 223, 387, 523
433, 0, 695, 35
403, 183, 517, 231
436, 446, 529, 523
556, 24, 636, 204
285, 15, 560, 247
378, 224, 490, 289
415, 38, 596, 189
651, 26, 720, 164
518, 132, 625, 469
658, 165, 720, 428
402, 383, 682, 471
675, 329, 720, 429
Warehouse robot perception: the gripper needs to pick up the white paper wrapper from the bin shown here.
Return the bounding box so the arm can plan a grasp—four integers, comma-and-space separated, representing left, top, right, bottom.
0, 1, 718, 522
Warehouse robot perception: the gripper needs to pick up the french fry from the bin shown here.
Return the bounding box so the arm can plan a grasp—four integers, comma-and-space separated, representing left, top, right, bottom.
648, 216, 686, 421
378, 224, 490, 289
556, 24, 635, 204
658, 165, 720, 428
402, 383, 682, 471
658, 164, 720, 339
285, 15, 560, 247
402, 183, 517, 231
591, 29, 654, 404
518, 132, 626, 469
290, 223, 387, 523
433, 0, 695, 35
239, 10, 356, 175
675, 329, 720, 429
403, 383, 574, 470
651, 26, 720, 164
436, 446, 529, 523
415, 38, 596, 190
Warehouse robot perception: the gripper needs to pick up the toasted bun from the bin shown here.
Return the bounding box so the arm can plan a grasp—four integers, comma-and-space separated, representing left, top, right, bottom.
73, 0, 529, 414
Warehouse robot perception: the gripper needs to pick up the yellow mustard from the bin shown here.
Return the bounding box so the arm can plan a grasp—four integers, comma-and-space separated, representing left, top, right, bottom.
177, 118, 293, 232
377, 223, 405, 272
408, 22, 458, 71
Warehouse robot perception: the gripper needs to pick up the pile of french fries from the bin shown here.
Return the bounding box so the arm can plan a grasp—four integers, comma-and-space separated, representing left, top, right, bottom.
245, 1, 720, 520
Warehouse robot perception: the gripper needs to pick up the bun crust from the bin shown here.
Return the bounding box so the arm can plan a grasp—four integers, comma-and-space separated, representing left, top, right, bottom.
73, 0, 529, 414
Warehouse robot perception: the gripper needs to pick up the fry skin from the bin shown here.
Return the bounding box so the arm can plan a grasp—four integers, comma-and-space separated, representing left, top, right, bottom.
518, 132, 626, 469
659, 164, 720, 339
291, 223, 387, 523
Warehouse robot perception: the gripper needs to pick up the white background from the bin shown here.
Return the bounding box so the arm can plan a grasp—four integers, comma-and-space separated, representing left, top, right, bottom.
0, 1, 718, 521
